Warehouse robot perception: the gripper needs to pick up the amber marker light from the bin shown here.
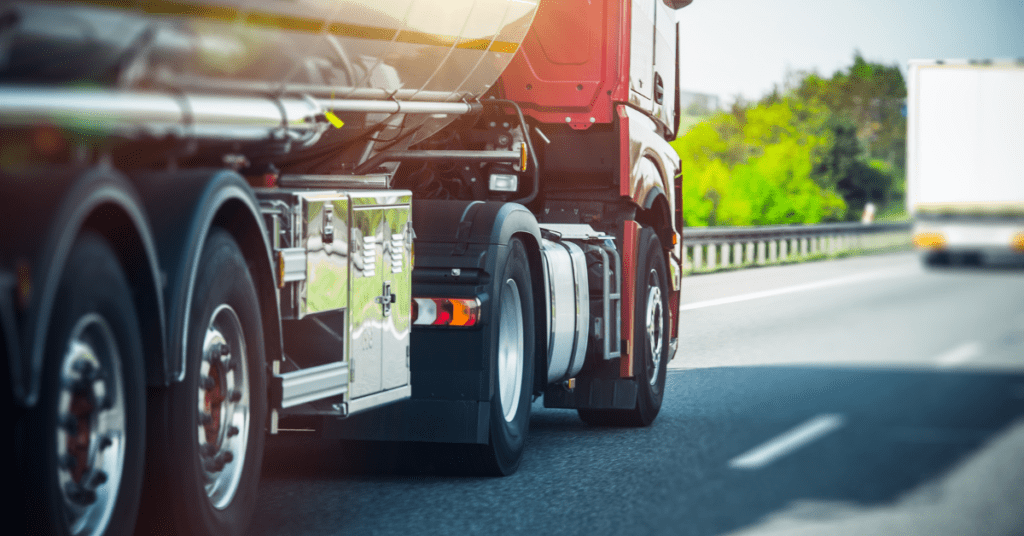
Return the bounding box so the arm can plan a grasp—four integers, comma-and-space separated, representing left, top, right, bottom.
277, 251, 286, 288
912, 232, 946, 250
1011, 233, 1024, 252
413, 297, 480, 326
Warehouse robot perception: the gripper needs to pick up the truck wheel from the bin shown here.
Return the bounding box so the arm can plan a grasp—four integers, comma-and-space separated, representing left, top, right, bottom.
470, 237, 535, 476
579, 227, 669, 427
922, 251, 951, 268
142, 229, 265, 535
25, 232, 145, 536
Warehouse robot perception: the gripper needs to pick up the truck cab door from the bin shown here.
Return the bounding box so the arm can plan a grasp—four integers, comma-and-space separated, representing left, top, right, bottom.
653, 0, 677, 134
630, 0, 655, 111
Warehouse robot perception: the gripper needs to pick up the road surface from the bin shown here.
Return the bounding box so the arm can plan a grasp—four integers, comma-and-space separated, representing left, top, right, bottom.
251, 251, 1024, 535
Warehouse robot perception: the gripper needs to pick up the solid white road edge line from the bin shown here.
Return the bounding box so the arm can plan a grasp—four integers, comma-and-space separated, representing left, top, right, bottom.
680, 269, 913, 312
728, 414, 846, 470
935, 342, 982, 367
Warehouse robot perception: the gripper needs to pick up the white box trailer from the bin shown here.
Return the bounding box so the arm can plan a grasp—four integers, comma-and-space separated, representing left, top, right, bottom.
907, 59, 1024, 265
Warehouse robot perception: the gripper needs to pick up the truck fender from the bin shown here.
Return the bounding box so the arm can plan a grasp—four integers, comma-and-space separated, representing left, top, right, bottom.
133, 169, 281, 385
1, 166, 165, 407
412, 200, 545, 394
641, 186, 667, 211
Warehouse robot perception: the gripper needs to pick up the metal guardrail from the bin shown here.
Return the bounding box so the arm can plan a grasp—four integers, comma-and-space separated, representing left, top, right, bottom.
682, 222, 912, 273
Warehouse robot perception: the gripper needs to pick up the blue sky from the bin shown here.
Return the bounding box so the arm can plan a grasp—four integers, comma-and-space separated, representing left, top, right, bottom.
676, 0, 1024, 105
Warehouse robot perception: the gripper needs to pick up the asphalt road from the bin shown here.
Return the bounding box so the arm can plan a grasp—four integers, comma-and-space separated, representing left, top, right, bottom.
251, 251, 1024, 535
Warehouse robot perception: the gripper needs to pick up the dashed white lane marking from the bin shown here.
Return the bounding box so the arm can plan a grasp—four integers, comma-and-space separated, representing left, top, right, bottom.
729, 414, 846, 470
680, 269, 913, 312
935, 342, 982, 367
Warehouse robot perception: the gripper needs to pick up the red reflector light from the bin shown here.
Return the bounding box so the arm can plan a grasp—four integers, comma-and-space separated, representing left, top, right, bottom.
413, 297, 480, 327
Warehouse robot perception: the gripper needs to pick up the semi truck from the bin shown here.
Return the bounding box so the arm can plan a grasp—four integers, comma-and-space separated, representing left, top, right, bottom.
3, 0, 689, 534
907, 59, 1024, 266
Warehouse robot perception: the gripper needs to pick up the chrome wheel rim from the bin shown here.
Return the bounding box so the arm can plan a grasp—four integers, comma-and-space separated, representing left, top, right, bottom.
196, 304, 249, 510
497, 278, 524, 423
645, 268, 664, 387
55, 313, 126, 536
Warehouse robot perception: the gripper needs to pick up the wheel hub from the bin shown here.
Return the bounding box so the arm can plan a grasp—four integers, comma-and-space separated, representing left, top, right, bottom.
497, 278, 524, 423
645, 268, 664, 387
196, 305, 249, 510
56, 314, 125, 536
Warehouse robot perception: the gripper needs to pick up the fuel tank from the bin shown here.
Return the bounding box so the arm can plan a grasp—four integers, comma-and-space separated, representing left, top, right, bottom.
0, 0, 538, 163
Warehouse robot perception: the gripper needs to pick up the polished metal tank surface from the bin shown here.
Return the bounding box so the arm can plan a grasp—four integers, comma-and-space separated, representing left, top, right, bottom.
1, 0, 539, 163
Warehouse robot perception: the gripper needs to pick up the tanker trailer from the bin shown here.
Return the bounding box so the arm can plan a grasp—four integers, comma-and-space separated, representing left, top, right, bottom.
2, 0, 688, 534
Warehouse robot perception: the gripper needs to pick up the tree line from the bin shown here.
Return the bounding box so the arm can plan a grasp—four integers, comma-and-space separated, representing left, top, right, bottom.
671, 53, 907, 227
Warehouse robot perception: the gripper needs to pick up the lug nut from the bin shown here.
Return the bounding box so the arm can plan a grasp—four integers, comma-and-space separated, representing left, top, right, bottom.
65, 483, 97, 506
219, 343, 231, 356
205, 457, 225, 473
227, 425, 239, 437
89, 470, 108, 487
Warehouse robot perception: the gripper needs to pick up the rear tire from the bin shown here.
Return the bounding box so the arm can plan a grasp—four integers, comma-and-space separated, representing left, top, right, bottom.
578, 226, 669, 427
468, 237, 535, 476
24, 232, 145, 536
922, 251, 951, 268
140, 229, 266, 535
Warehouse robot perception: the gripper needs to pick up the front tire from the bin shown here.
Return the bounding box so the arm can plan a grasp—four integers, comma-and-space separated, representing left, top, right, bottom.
469, 237, 535, 476
24, 232, 145, 536
141, 229, 266, 535
579, 226, 669, 427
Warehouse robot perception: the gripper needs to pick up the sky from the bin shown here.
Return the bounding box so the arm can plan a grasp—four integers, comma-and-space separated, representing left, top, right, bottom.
676, 0, 1024, 106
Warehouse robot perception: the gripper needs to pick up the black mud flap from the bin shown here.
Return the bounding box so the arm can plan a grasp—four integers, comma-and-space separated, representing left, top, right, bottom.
543, 377, 638, 410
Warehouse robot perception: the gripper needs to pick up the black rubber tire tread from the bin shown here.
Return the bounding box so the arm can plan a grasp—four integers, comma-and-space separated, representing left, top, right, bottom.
138, 228, 266, 536
578, 226, 669, 427
24, 231, 146, 536
922, 251, 951, 268
468, 237, 535, 476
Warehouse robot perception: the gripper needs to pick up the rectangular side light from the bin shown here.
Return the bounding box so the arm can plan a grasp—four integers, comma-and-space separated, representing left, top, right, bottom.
489, 173, 518, 192
413, 297, 480, 327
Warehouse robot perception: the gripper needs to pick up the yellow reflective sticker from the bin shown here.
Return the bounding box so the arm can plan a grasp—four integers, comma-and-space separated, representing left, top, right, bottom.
324, 111, 344, 129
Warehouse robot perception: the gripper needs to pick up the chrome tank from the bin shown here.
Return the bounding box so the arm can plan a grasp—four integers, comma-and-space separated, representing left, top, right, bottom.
1, 0, 538, 165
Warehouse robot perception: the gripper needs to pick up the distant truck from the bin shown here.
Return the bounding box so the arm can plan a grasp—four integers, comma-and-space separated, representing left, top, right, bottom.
907, 59, 1024, 265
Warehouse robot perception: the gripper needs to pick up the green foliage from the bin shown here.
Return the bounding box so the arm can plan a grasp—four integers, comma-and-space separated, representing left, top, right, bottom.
675, 52, 907, 226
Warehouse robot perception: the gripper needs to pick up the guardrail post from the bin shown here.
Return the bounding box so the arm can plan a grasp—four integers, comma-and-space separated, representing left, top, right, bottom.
693, 243, 703, 271
768, 240, 777, 262
779, 239, 788, 261
719, 243, 729, 268
756, 241, 765, 264
733, 243, 742, 266
708, 241, 717, 269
